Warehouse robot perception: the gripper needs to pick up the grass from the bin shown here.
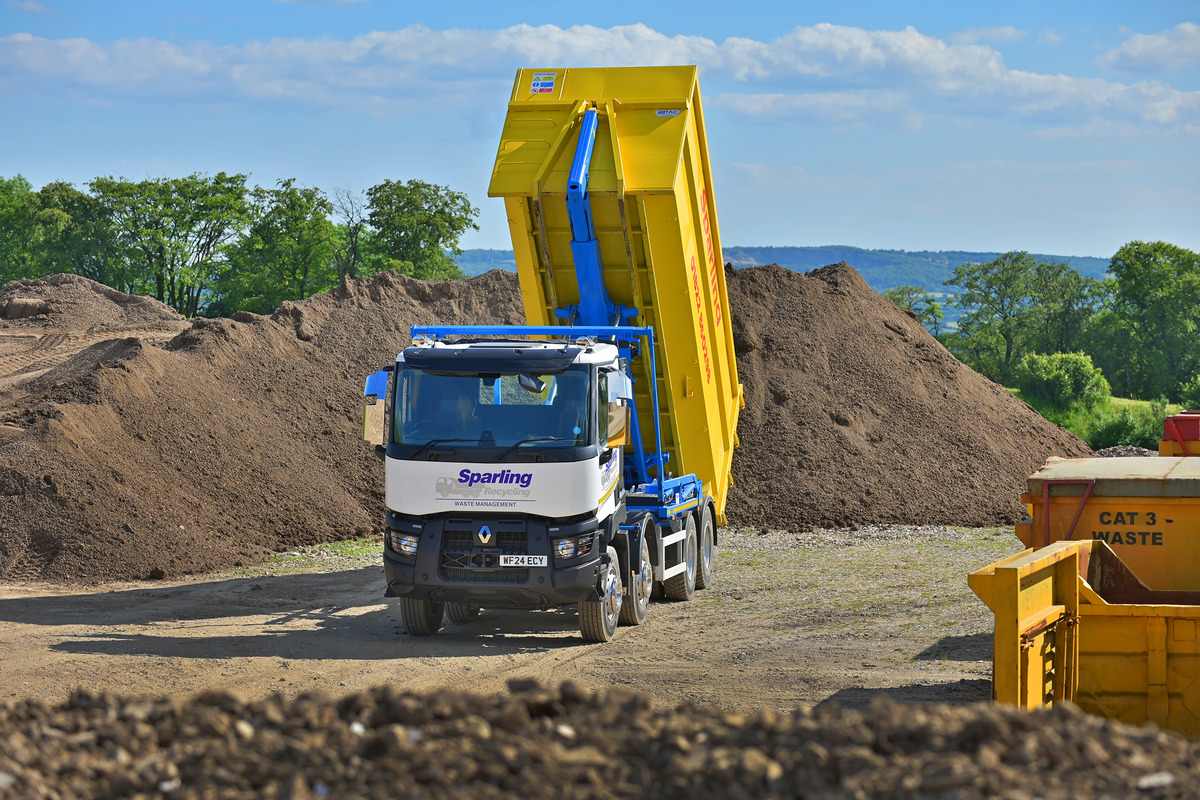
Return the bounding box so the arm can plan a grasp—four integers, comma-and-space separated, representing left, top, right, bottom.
1010, 389, 1180, 449
223, 536, 382, 578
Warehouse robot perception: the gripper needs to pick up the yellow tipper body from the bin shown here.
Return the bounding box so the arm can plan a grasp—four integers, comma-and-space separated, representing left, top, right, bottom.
487, 66, 743, 523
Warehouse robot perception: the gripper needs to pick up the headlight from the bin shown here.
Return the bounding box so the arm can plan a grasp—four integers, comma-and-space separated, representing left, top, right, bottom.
388, 532, 419, 556
553, 533, 595, 562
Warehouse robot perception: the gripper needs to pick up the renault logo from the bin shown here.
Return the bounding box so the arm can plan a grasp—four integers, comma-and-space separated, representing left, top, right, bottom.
476, 525, 494, 546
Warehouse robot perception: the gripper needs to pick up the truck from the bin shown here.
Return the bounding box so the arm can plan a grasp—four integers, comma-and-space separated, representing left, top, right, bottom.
362, 66, 743, 642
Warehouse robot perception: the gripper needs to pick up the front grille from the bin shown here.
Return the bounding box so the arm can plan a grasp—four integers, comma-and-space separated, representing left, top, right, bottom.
443, 531, 527, 552
438, 526, 534, 583
439, 566, 529, 583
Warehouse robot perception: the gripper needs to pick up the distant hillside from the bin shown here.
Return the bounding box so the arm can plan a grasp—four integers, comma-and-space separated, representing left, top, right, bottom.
457, 249, 518, 276
455, 246, 1110, 293
722, 246, 1110, 291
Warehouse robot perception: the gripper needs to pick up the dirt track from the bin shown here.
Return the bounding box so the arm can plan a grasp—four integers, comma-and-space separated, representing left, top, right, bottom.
0, 526, 1016, 712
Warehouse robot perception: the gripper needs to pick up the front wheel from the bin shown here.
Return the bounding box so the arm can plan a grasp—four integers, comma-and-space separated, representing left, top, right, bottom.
400, 597, 445, 636
579, 546, 622, 642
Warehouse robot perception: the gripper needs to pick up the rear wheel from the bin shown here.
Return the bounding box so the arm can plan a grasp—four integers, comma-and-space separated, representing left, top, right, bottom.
400, 597, 445, 636
663, 513, 697, 601
446, 602, 481, 623
696, 503, 715, 590
619, 520, 652, 626
579, 546, 622, 642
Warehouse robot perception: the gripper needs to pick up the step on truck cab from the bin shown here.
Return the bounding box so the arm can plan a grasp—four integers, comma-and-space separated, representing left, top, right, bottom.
363, 66, 743, 641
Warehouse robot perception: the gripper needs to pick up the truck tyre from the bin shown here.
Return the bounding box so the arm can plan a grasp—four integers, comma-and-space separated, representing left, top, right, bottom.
696, 503, 715, 590
619, 520, 652, 626
400, 597, 445, 636
579, 546, 622, 642
446, 602, 481, 623
664, 512, 698, 601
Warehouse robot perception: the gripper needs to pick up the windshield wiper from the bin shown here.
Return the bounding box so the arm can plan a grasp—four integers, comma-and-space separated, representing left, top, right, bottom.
495, 436, 572, 460
408, 438, 479, 460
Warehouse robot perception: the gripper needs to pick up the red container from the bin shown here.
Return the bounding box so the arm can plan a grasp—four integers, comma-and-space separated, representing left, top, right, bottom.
1164, 411, 1200, 441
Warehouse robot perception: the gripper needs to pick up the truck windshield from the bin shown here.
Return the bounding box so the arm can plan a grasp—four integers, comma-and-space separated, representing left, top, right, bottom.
393, 364, 592, 450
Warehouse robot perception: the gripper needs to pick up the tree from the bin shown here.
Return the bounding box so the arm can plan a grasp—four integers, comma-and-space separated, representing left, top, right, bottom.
31, 182, 133, 291
1102, 241, 1200, 401
944, 251, 1041, 382
365, 179, 477, 279
90, 173, 250, 317
1027, 260, 1102, 355
211, 180, 338, 316
883, 285, 945, 336
0, 175, 39, 283
331, 187, 381, 281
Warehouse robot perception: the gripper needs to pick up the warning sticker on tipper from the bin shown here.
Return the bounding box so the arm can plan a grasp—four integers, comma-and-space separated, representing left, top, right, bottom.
530, 72, 558, 94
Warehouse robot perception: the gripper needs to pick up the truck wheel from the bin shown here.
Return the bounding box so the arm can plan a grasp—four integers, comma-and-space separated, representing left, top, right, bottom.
400, 597, 445, 636
579, 546, 622, 642
446, 602, 481, 623
663, 513, 697, 601
696, 503, 715, 590
619, 522, 652, 626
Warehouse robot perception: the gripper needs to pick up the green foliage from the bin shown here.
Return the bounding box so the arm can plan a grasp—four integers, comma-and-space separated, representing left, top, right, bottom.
1014, 352, 1110, 410
1177, 375, 1200, 411
210, 180, 337, 316
32, 181, 131, 291
1098, 241, 1200, 401
89, 172, 251, 316
1087, 399, 1169, 451
0, 175, 40, 283
0, 173, 478, 318
942, 251, 1104, 387
883, 285, 946, 336
365, 179, 477, 279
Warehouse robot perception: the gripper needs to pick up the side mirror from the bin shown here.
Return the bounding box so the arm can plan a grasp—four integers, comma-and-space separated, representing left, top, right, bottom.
606, 372, 633, 402
363, 368, 390, 447
606, 404, 630, 449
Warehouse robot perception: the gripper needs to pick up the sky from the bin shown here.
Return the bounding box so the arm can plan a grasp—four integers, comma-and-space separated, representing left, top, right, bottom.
1, 1, 1197, 259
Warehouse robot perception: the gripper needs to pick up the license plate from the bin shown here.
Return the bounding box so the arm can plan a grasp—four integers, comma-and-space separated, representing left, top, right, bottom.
499, 555, 546, 567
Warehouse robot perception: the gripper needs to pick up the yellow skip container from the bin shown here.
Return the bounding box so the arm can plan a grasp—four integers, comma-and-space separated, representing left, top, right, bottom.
971, 539, 1200, 738
488, 66, 743, 523
1016, 456, 1200, 591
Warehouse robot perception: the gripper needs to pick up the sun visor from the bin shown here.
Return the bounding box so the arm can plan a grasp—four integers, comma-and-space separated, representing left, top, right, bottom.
402, 346, 582, 375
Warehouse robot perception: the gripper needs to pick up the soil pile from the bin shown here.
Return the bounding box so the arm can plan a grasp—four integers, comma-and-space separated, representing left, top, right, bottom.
0, 271, 522, 583
0, 274, 185, 332
1, 680, 1193, 799
726, 264, 1091, 529
0, 264, 1088, 583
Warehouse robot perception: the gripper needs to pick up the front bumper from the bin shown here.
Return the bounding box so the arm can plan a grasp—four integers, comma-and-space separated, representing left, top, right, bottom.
383, 513, 603, 609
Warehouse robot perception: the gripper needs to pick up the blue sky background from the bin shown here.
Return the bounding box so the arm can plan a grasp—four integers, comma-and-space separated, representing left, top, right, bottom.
2, 0, 1197, 258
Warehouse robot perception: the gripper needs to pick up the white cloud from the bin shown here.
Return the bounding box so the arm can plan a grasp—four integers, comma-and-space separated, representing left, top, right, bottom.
1099, 22, 1200, 73
8, 0, 53, 12
951, 27, 1027, 45
1038, 30, 1064, 45
1, 23, 1196, 133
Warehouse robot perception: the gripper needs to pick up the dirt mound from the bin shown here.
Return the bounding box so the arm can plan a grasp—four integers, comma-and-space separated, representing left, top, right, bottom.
726, 264, 1090, 529
1, 680, 1193, 799
0, 270, 523, 583
0, 264, 1087, 583
0, 274, 184, 332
